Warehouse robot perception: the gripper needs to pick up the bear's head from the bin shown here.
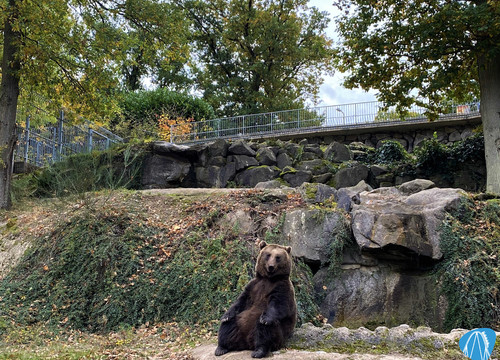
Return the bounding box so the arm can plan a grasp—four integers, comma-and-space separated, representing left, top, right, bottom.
256, 241, 292, 279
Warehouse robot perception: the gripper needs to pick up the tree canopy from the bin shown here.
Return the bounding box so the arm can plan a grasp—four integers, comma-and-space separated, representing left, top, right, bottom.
0, 0, 189, 208
334, 0, 498, 109
333, 0, 500, 194
181, 0, 335, 116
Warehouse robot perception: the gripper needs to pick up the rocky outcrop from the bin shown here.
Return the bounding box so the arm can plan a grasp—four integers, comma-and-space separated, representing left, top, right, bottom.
324, 142, 352, 163
141, 154, 191, 188
333, 164, 370, 189
313, 266, 447, 330
234, 166, 280, 187
351, 186, 465, 261
282, 209, 348, 266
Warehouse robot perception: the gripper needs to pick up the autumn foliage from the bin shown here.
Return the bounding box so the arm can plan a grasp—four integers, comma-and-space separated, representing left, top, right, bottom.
157, 114, 194, 142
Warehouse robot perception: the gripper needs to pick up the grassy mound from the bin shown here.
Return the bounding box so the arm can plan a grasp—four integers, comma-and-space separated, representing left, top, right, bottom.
0, 191, 320, 333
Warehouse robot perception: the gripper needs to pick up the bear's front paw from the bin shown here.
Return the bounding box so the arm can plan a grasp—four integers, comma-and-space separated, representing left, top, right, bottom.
221, 311, 234, 323
259, 313, 275, 325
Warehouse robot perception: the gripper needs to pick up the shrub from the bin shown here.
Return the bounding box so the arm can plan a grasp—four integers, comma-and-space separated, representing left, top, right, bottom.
113, 89, 215, 139
374, 140, 412, 165
449, 133, 484, 164
32, 144, 145, 198
413, 133, 485, 176
413, 134, 449, 174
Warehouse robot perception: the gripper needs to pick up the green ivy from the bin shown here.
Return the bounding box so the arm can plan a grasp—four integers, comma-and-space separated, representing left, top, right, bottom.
0, 197, 322, 332
437, 198, 500, 331
374, 140, 412, 165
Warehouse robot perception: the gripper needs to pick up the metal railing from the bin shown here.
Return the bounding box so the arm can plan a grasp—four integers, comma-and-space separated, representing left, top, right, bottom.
14, 110, 123, 167
170, 100, 481, 144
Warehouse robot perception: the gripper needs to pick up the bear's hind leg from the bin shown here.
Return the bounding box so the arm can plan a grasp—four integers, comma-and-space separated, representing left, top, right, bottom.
215, 318, 245, 356
251, 322, 284, 358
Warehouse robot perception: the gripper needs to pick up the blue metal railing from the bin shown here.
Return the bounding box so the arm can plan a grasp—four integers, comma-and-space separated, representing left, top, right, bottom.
170, 100, 480, 144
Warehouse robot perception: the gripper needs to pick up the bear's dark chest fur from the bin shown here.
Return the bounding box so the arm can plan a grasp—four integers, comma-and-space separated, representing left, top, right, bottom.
248, 278, 275, 309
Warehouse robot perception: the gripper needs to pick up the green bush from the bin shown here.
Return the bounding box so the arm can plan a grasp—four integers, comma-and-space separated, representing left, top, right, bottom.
414, 133, 485, 176
374, 140, 412, 165
31, 145, 145, 198
113, 89, 215, 139
413, 134, 449, 174
437, 198, 500, 331
449, 133, 484, 164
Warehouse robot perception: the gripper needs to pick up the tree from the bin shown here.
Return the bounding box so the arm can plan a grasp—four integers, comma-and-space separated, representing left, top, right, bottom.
0, 0, 188, 209
180, 0, 334, 116
334, 0, 500, 194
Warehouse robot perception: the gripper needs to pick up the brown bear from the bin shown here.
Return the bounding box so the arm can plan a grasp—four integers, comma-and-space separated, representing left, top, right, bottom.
215, 241, 297, 358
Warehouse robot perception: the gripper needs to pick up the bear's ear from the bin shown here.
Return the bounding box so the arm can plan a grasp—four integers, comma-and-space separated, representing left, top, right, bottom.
285, 246, 292, 254
259, 241, 268, 249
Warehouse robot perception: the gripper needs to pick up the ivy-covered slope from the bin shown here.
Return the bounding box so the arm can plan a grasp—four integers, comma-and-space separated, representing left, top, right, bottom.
0, 190, 319, 333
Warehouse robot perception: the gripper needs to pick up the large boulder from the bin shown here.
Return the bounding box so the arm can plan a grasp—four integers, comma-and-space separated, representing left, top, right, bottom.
284, 143, 302, 160
282, 209, 348, 265
227, 155, 259, 171
277, 152, 293, 169
208, 138, 229, 157
195, 163, 236, 188
141, 154, 191, 188
351, 185, 465, 261
298, 183, 337, 204
297, 159, 328, 175
398, 179, 435, 195
313, 266, 446, 331
234, 166, 280, 187
333, 164, 370, 189
256, 147, 277, 166
228, 140, 256, 156
324, 142, 352, 163
283, 170, 313, 187
151, 141, 203, 159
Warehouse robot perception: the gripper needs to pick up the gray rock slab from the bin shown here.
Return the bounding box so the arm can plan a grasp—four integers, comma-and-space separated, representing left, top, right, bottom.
228, 140, 256, 156
282, 209, 346, 264
351, 187, 465, 260
191, 344, 426, 360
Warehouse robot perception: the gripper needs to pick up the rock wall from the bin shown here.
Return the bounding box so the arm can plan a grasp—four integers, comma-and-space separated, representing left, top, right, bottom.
295, 123, 479, 152
141, 136, 486, 192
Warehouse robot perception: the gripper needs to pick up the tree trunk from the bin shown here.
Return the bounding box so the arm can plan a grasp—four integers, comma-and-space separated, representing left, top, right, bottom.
0, 0, 21, 210
478, 52, 500, 195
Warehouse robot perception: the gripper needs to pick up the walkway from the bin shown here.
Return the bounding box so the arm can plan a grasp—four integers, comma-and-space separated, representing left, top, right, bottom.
170, 100, 481, 144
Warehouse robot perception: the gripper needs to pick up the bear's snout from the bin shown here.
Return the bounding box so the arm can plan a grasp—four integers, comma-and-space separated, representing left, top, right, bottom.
267, 264, 276, 273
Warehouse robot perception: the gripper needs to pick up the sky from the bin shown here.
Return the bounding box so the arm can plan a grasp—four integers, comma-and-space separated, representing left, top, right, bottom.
308, 0, 377, 106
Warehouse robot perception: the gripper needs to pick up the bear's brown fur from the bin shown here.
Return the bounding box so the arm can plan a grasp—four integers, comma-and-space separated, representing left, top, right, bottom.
215, 241, 297, 358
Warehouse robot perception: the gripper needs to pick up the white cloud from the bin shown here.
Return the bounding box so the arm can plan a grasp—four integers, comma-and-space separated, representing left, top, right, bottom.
308, 0, 377, 106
